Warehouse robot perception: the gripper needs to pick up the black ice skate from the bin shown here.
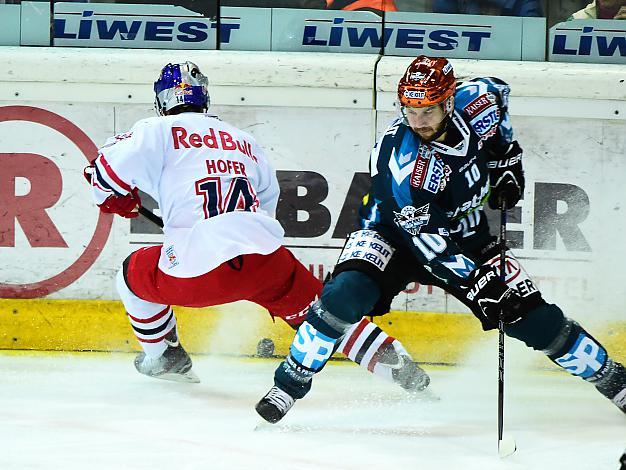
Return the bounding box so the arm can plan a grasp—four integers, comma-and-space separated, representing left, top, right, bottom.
134, 330, 200, 384
255, 386, 295, 423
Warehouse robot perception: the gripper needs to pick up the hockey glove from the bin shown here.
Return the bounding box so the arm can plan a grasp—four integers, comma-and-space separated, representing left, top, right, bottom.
463, 265, 524, 328
99, 188, 141, 218
487, 140, 524, 210
84, 164, 141, 218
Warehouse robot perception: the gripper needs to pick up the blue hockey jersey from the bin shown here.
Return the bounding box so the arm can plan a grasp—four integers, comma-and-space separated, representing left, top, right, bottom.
359, 77, 516, 287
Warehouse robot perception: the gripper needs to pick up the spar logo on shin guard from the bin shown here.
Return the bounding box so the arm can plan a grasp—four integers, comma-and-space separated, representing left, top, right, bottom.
290, 322, 337, 371
555, 334, 607, 379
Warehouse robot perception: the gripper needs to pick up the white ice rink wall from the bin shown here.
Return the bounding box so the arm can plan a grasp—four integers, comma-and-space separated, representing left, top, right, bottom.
0, 47, 624, 361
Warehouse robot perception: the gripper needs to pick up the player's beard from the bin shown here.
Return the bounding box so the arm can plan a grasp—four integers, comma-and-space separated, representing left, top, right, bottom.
411, 113, 450, 142
413, 126, 437, 141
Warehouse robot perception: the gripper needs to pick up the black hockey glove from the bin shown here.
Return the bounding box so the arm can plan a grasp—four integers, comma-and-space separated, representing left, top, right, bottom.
463, 265, 524, 328
487, 141, 524, 210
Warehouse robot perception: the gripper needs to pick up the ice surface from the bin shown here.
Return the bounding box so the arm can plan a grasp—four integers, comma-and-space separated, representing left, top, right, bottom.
0, 342, 623, 470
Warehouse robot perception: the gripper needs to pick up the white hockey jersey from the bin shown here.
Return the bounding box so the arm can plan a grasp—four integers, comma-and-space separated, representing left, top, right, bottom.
90, 112, 284, 278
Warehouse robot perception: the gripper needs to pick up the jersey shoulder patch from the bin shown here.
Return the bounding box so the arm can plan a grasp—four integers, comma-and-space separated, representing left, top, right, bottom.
455, 78, 508, 140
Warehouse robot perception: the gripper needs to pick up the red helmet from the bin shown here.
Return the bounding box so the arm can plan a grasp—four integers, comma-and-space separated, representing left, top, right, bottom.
397, 56, 456, 108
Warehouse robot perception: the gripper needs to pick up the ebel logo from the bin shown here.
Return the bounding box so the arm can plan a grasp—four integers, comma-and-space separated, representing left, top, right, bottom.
54, 9, 241, 45
302, 17, 492, 52
552, 25, 626, 58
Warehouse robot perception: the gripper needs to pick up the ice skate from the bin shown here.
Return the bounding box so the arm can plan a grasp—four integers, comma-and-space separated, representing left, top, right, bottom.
134, 330, 200, 384
612, 388, 626, 414
591, 360, 626, 414
391, 356, 431, 392
255, 386, 295, 423
377, 344, 431, 393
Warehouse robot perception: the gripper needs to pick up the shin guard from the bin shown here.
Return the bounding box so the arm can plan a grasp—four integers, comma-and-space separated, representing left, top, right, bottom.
506, 304, 626, 412
544, 319, 626, 412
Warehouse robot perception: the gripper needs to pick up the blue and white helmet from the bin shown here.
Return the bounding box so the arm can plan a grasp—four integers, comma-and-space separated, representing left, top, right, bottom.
154, 62, 210, 116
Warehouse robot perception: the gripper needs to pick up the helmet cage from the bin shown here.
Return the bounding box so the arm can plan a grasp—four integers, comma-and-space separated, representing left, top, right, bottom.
154, 62, 210, 116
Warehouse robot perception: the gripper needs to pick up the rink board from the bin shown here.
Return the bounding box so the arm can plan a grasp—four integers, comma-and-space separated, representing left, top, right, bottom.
0, 49, 625, 357
0, 299, 624, 366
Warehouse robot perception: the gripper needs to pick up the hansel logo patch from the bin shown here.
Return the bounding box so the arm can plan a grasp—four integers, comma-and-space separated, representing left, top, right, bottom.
394, 204, 431, 235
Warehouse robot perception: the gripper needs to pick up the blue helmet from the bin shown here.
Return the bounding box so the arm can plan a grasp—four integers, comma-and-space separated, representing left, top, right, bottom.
154, 62, 210, 116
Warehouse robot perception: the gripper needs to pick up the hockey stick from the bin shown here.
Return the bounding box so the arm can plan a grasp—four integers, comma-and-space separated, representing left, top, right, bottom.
498, 201, 516, 457
138, 206, 164, 228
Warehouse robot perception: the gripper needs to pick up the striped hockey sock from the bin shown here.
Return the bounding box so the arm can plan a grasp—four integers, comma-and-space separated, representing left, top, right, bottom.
338, 318, 429, 391
127, 305, 177, 358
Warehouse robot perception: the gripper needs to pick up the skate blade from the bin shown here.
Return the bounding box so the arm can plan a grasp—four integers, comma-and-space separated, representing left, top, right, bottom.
405, 387, 441, 402
253, 421, 277, 432
498, 434, 517, 458
151, 370, 201, 384
417, 388, 441, 401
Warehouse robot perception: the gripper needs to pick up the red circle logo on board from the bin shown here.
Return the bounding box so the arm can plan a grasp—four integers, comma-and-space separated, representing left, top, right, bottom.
0, 106, 113, 298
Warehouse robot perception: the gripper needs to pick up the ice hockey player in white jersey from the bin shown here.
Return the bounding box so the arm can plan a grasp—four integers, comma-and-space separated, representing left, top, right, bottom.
85, 61, 430, 389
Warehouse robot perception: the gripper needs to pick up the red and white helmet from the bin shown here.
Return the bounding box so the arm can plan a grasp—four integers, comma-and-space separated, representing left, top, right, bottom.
397, 56, 456, 109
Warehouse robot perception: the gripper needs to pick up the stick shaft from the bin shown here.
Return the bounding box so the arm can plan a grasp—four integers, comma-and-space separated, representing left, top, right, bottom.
138, 206, 164, 228
498, 205, 507, 443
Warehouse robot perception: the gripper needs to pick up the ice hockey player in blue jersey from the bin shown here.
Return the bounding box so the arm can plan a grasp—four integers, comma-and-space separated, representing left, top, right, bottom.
255, 55, 626, 423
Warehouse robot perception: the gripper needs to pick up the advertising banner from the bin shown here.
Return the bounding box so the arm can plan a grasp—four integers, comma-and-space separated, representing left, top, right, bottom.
549, 20, 626, 64
1, 53, 624, 326
3, 101, 622, 323
383, 12, 545, 60
272, 9, 546, 60
0, 5, 21, 46
53, 4, 270, 50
